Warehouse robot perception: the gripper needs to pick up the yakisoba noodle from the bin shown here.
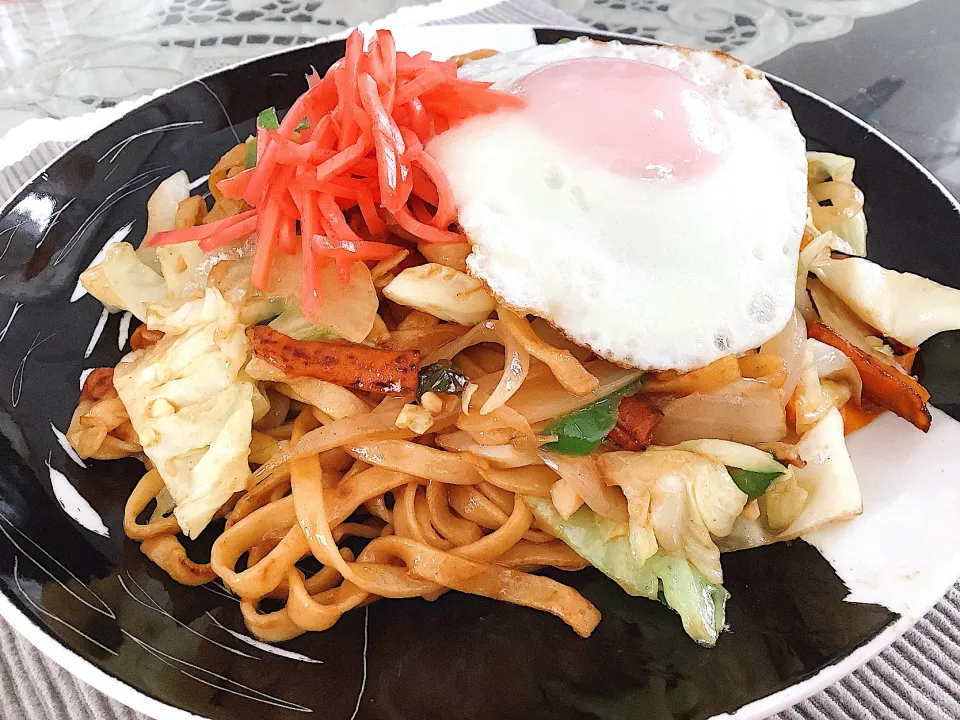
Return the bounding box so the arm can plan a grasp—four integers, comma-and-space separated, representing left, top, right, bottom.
75, 303, 610, 639
67, 31, 955, 649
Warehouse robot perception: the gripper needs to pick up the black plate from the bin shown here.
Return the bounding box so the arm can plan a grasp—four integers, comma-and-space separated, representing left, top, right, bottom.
0, 26, 956, 720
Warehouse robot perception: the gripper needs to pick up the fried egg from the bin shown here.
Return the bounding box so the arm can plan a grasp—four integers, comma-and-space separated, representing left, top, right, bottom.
428, 39, 807, 370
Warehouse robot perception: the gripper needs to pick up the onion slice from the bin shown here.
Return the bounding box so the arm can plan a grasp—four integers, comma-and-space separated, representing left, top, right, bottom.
654, 379, 787, 446
760, 308, 806, 404
424, 320, 530, 415
538, 451, 628, 523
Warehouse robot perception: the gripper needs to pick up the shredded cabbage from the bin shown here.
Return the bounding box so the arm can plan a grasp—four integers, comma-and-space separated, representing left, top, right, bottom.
669, 439, 787, 475
808, 277, 898, 366
806, 152, 867, 256
114, 289, 254, 537
598, 450, 747, 585
269, 307, 341, 341
137, 171, 191, 272
793, 339, 858, 434
719, 408, 862, 551
813, 256, 960, 347
524, 496, 728, 646
80, 242, 167, 321
384, 263, 495, 326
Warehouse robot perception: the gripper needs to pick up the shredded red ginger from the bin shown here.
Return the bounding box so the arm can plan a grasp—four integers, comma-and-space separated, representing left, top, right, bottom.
146, 28, 522, 318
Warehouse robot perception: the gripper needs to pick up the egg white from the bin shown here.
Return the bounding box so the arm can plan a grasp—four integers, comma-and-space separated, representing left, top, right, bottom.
428, 39, 808, 370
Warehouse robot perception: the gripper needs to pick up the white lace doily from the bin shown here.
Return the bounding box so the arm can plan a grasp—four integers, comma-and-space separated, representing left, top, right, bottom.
559, 0, 925, 64
0, 0, 925, 136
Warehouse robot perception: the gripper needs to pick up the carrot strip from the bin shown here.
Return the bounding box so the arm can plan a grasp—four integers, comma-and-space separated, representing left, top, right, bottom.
278, 215, 297, 255
399, 127, 423, 165
296, 168, 375, 198
301, 71, 339, 124
316, 192, 363, 243
411, 166, 440, 207
313, 235, 403, 263
358, 72, 402, 213
311, 115, 337, 150
393, 207, 465, 244
255, 125, 269, 165
321, 181, 362, 200
149, 209, 258, 247
295, 188, 322, 319
808, 322, 932, 432
217, 168, 254, 200
395, 66, 447, 106
407, 98, 430, 141
358, 187, 387, 240
415, 151, 455, 229
272, 137, 320, 166
196, 216, 259, 252
251, 200, 282, 290
336, 29, 364, 151
277, 99, 307, 140
410, 195, 434, 224
396, 160, 413, 209
242, 140, 279, 205
275, 187, 301, 219
376, 30, 397, 113
352, 104, 372, 136
364, 41, 388, 90
315, 136, 372, 186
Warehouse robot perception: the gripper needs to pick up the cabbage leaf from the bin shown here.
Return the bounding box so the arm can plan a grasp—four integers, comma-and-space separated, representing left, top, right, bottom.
525, 496, 728, 646
813, 256, 960, 347
114, 289, 254, 538
80, 242, 167, 321
806, 152, 867, 256
718, 407, 862, 551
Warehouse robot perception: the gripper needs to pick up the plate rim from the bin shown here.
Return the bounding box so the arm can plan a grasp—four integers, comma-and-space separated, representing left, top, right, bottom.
0, 22, 958, 720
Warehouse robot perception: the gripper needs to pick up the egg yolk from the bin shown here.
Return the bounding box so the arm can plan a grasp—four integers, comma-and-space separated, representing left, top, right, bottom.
515, 57, 728, 181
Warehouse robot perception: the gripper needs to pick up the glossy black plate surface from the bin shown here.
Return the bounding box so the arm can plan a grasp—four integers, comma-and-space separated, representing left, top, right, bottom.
0, 26, 957, 720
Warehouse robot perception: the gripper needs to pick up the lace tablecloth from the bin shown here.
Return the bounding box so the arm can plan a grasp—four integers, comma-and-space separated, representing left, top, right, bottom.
2, 1, 960, 719
0, 0, 929, 137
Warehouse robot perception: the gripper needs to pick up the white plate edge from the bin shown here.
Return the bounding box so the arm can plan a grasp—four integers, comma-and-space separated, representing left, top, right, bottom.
0, 589, 204, 720
0, 21, 958, 720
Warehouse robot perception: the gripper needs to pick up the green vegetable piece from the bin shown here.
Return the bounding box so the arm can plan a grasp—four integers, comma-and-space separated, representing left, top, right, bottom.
246, 107, 281, 168
295, 117, 310, 132
542, 379, 642, 456
727, 467, 783, 500
257, 107, 280, 130
417, 360, 469, 399
296, 327, 340, 341
268, 306, 340, 341
525, 496, 728, 646
644, 552, 728, 646
244, 137, 257, 169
